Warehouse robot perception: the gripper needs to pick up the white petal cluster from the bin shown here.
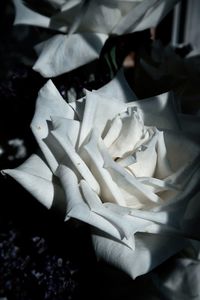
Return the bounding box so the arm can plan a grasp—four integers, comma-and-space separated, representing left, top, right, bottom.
12, 0, 180, 76
3, 71, 200, 278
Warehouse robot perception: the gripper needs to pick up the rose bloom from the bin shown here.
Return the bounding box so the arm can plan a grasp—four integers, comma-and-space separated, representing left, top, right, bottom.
13, 0, 179, 77
3, 71, 200, 278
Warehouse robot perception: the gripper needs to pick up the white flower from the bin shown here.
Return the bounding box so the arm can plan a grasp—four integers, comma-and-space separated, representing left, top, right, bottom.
12, 0, 180, 76
3, 71, 200, 278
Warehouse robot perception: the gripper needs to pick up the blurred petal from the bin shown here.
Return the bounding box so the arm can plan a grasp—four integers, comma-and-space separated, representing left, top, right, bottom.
154, 257, 200, 300
112, 0, 180, 34
13, 0, 50, 27
33, 33, 108, 77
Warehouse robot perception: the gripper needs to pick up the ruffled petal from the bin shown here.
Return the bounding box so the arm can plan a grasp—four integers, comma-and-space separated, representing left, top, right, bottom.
99, 136, 163, 208
78, 90, 126, 147
108, 107, 145, 159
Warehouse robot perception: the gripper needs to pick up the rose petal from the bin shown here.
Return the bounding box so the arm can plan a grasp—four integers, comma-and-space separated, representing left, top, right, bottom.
80, 179, 154, 249
57, 165, 135, 247
99, 135, 163, 208
13, 0, 50, 27
2, 154, 65, 210
51, 116, 80, 148
51, 1, 140, 33
127, 92, 181, 130
33, 33, 108, 77
108, 107, 145, 159
78, 90, 126, 147
51, 128, 100, 194
127, 129, 158, 177
79, 129, 126, 206
31, 80, 75, 172
155, 131, 172, 179
103, 115, 123, 148
92, 230, 186, 279
112, 0, 179, 34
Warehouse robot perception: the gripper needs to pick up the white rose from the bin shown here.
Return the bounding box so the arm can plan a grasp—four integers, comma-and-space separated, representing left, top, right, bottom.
12, 0, 180, 77
3, 71, 200, 278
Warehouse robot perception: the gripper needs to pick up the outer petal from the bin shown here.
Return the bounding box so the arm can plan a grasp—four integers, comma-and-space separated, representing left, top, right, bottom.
92, 230, 186, 279
2, 154, 65, 211
13, 0, 50, 27
33, 33, 108, 77
31, 80, 75, 173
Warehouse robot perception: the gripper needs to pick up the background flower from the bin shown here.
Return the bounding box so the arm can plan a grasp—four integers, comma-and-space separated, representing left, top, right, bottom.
12, 0, 180, 77
3, 70, 200, 278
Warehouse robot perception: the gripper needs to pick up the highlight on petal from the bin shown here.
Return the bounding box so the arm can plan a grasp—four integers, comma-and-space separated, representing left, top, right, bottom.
33, 33, 108, 77
13, 0, 50, 27
2, 154, 65, 210
79, 129, 127, 206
